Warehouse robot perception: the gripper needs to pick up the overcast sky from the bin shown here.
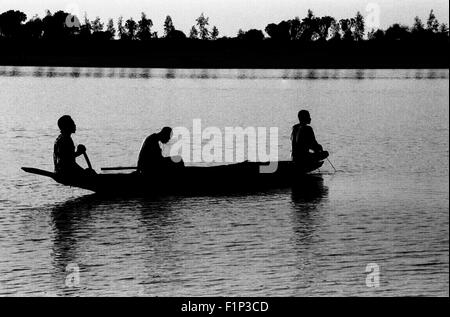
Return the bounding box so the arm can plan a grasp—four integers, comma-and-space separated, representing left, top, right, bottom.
1, 0, 449, 36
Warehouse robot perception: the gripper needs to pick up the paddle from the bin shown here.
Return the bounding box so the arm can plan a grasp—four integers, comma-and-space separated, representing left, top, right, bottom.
83, 152, 93, 170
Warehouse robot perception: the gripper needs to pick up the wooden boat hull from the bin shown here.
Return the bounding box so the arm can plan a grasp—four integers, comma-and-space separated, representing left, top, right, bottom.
22, 160, 324, 196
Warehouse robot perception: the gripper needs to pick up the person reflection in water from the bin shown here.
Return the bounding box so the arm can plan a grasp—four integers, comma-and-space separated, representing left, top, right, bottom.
137, 127, 184, 175
53, 115, 94, 181
291, 110, 329, 164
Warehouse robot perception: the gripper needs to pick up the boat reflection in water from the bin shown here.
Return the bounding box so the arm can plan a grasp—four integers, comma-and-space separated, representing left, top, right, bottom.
290, 174, 329, 248
289, 175, 330, 293
50, 193, 191, 295
49, 175, 329, 295
291, 175, 328, 204
50, 195, 97, 295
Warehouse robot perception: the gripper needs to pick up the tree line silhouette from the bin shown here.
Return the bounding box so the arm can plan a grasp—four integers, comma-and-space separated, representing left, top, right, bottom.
0, 9, 448, 42
0, 9, 448, 68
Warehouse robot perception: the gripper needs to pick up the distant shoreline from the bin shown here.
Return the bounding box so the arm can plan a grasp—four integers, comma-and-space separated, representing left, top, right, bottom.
0, 40, 448, 69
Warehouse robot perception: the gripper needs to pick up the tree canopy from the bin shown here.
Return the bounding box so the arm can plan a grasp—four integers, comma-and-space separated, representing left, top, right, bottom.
0, 8, 447, 43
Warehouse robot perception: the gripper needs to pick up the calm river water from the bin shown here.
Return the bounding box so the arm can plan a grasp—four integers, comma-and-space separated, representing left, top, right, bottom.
0, 67, 448, 296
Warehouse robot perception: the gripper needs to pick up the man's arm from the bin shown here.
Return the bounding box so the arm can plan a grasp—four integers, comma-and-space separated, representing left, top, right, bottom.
290, 125, 300, 158
137, 137, 150, 171
309, 127, 323, 153
75, 144, 86, 157
291, 125, 297, 146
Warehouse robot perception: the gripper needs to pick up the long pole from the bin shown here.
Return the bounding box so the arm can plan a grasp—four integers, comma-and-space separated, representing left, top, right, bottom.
327, 158, 337, 172
101, 166, 137, 171
83, 152, 93, 170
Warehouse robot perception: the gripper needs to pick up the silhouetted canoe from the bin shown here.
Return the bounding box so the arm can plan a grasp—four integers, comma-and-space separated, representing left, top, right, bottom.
22, 160, 324, 195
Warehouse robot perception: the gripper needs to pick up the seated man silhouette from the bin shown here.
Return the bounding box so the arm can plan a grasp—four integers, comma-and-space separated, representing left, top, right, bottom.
137, 127, 184, 175
53, 115, 95, 182
291, 110, 329, 164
